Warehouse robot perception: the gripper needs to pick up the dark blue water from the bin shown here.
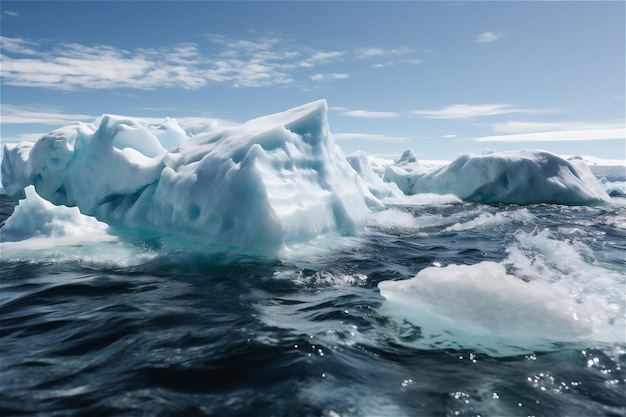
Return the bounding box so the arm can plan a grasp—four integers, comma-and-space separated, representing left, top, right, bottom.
1, 194, 624, 416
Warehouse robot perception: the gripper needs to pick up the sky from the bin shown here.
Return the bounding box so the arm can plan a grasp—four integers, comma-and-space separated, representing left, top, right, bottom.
1, 1, 624, 161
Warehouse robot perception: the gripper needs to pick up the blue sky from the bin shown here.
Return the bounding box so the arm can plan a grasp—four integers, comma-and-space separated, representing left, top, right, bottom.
1, 1, 624, 160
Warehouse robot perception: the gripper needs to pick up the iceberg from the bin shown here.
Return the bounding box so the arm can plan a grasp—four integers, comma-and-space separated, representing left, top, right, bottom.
346, 151, 403, 207
1, 100, 372, 252
378, 261, 593, 356
384, 149, 612, 205
1, 185, 110, 242
567, 155, 626, 197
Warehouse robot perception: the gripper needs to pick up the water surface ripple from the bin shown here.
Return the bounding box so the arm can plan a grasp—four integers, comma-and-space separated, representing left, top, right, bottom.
1, 196, 625, 416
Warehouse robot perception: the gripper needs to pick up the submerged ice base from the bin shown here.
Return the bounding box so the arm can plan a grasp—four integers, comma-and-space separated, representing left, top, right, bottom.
1, 101, 371, 251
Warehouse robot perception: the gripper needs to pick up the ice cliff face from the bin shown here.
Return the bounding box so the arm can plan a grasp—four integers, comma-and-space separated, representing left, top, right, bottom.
1, 100, 371, 251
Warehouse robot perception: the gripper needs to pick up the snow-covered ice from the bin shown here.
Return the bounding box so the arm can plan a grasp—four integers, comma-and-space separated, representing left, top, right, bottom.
1, 100, 371, 251
384, 149, 612, 205
566, 155, 626, 196
346, 151, 402, 207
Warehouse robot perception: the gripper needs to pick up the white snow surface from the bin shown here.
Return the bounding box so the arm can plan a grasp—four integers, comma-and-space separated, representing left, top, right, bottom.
383, 149, 612, 205
1, 100, 371, 251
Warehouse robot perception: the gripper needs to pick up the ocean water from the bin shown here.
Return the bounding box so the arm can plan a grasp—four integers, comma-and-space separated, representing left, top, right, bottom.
1, 193, 624, 417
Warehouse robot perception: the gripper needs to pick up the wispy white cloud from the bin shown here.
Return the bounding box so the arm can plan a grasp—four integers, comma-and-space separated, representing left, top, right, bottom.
204, 34, 299, 87
299, 51, 344, 67
357, 47, 412, 58
336, 103, 538, 120
1, 34, 422, 91
491, 121, 623, 133
1, 35, 298, 90
310, 73, 350, 81
474, 31, 504, 43
474, 128, 625, 143
1, 104, 95, 125
1, 103, 235, 130
1, 38, 209, 90
412, 104, 531, 119
1, 36, 39, 55
475, 121, 625, 142
3, 10, 20, 18
1, 133, 47, 143
333, 132, 409, 143
342, 110, 401, 118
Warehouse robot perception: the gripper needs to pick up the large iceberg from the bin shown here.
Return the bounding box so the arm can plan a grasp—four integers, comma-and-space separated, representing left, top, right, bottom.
1, 100, 372, 251
384, 149, 611, 205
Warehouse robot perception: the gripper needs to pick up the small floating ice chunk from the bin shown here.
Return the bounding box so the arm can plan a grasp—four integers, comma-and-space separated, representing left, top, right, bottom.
378, 261, 593, 355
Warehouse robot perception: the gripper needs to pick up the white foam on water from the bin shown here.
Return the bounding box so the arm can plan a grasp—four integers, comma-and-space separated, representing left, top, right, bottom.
366, 205, 534, 237
443, 208, 534, 232
366, 209, 421, 231
504, 229, 625, 344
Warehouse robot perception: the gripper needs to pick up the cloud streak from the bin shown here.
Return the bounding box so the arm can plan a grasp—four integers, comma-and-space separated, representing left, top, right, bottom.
3, 10, 20, 18
342, 110, 401, 118
474, 31, 504, 43
1, 40, 208, 90
336, 103, 546, 120
1, 34, 419, 91
412, 104, 531, 119
1, 104, 95, 125
474, 121, 625, 142
310, 73, 350, 81
332, 132, 409, 143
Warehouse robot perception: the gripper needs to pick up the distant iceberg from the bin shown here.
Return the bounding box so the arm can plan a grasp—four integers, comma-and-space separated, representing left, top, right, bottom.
384, 149, 611, 205
1, 100, 372, 251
